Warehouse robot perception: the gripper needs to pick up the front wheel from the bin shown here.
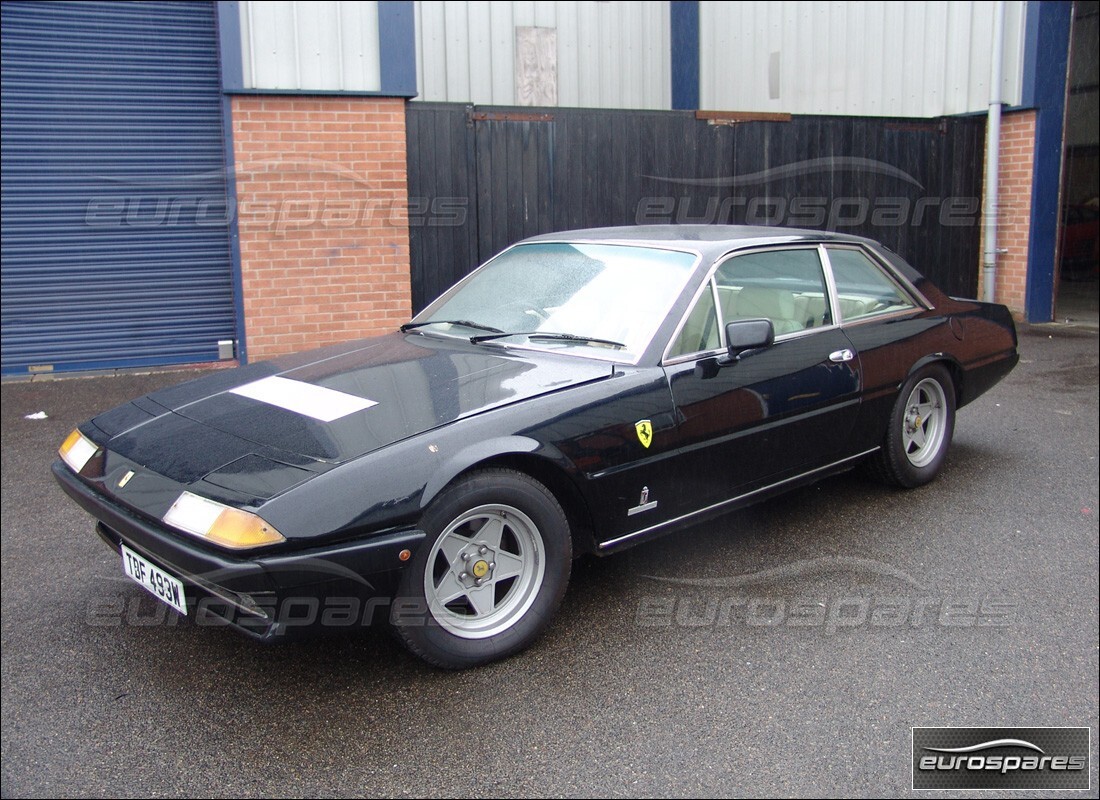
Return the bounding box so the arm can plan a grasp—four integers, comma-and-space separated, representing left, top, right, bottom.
391, 469, 571, 669
866, 363, 956, 488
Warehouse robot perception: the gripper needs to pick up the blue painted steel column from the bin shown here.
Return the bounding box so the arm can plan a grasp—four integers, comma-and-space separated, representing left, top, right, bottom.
215, 2, 248, 363
671, 1, 700, 110
1021, 0, 1072, 322
216, 1, 244, 92
379, 1, 418, 97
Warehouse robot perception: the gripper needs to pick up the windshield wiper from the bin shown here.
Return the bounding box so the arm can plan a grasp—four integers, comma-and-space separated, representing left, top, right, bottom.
470, 331, 626, 349
400, 319, 504, 334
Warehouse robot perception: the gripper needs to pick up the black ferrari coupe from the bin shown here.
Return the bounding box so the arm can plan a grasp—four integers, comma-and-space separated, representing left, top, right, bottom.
54, 225, 1019, 668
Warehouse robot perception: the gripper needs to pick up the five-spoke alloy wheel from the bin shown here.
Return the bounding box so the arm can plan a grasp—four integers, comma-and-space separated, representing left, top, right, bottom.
392, 469, 571, 669
423, 503, 545, 639
900, 376, 949, 469
867, 363, 956, 488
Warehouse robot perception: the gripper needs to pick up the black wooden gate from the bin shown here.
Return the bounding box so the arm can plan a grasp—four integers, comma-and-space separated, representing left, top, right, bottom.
406, 104, 984, 312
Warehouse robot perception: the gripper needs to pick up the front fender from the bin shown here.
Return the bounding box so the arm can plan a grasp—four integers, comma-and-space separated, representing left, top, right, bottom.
258, 432, 442, 543
259, 368, 658, 547
421, 435, 542, 503
259, 421, 582, 546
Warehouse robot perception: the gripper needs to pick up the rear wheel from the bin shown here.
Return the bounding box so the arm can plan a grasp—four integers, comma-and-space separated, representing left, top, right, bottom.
866, 363, 956, 488
391, 469, 571, 669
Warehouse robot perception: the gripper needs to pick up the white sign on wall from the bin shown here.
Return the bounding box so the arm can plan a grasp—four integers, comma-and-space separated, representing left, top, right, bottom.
515, 26, 557, 106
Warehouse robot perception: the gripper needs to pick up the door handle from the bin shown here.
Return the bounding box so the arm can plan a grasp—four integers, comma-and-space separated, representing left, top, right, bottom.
829, 348, 855, 363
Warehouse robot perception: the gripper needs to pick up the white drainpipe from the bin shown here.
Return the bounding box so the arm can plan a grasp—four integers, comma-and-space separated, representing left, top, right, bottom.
983, 0, 1007, 303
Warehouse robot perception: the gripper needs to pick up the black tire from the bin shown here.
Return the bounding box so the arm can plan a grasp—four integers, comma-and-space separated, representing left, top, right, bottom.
391, 468, 571, 669
865, 363, 956, 488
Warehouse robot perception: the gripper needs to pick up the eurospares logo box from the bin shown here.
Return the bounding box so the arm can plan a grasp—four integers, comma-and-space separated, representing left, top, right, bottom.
912, 727, 1090, 790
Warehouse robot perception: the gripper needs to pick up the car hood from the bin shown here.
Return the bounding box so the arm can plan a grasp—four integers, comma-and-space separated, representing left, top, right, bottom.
97, 333, 613, 471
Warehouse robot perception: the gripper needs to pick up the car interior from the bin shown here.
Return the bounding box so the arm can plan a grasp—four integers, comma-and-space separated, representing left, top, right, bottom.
669, 246, 916, 358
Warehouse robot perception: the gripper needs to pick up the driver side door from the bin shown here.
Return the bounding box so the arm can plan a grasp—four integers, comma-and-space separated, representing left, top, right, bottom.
661, 246, 863, 511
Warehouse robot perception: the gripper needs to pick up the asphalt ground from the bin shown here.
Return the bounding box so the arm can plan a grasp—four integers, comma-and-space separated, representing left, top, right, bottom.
2, 327, 1097, 798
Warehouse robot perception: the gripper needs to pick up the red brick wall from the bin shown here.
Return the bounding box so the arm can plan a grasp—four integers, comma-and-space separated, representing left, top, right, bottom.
978, 109, 1036, 316
230, 96, 411, 360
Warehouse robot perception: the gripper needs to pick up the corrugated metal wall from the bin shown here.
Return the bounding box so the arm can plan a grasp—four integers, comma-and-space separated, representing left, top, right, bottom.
413, 0, 671, 108
232, 1, 1030, 117
237, 0, 382, 91
1, 1, 236, 375
699, 0, 1027, 117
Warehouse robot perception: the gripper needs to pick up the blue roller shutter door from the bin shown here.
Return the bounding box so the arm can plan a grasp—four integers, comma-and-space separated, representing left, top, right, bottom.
1, 1, 236, 375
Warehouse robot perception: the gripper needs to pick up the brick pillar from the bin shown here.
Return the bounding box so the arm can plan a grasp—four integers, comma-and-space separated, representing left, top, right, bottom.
229, 96, 411, 361
978, 109, 1036, 316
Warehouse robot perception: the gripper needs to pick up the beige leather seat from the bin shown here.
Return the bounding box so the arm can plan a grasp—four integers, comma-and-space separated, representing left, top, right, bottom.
730, 286, 803, 335
837, 296, 874, 320
794, 293, 830, 328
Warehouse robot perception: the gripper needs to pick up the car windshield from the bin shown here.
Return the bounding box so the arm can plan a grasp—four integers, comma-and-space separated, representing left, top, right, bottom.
414, 242, 698, 361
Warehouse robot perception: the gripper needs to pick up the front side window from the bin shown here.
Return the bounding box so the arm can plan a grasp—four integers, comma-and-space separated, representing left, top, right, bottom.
418, 242, 698, 361
668, 282, 720, 358
714, 248, 830, 336
827, 247, 916, 322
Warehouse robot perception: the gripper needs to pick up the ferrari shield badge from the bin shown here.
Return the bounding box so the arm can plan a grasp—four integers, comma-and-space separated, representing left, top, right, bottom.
635, 419, 653, 448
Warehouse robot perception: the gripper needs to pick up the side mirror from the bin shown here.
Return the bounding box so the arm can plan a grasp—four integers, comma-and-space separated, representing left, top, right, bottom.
717, 319, 774, 365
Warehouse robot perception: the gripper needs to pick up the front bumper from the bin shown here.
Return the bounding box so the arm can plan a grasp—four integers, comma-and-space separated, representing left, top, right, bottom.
53, 461, 425, 640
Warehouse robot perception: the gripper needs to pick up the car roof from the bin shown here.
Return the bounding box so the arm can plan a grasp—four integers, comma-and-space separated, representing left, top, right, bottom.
520, 224, 879, 259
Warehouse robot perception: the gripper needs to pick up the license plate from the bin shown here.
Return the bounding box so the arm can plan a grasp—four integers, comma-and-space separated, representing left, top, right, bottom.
121, 544, 187, 615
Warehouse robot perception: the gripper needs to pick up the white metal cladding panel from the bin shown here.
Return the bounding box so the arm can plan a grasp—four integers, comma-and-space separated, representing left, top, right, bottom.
238, 0, 382, 91
700, 0, 1026, 117
0, 1, 236, 375
414, 0, 671, 108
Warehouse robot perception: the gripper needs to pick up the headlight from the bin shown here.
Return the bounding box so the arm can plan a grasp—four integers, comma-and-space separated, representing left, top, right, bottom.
59, 429, 99, 474
163, 492, 285, 549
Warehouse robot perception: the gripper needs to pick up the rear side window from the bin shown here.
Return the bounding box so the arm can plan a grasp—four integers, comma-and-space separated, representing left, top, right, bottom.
827, 247, 915, 322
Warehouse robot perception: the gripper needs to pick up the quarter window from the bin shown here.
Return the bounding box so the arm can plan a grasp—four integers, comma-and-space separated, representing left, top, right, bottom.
827, 247, 915, 321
